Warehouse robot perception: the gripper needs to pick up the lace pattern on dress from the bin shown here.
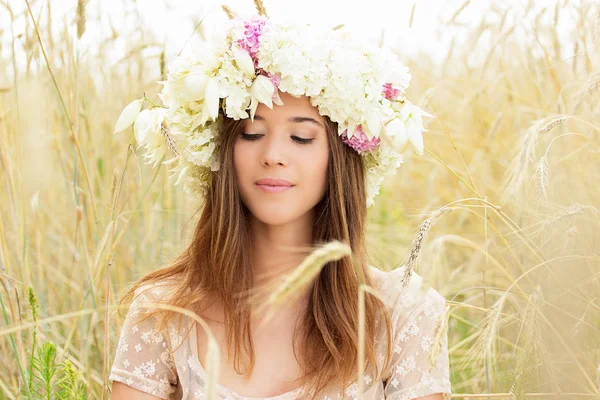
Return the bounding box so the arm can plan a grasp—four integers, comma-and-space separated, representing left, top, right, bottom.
109, 267, 452, 399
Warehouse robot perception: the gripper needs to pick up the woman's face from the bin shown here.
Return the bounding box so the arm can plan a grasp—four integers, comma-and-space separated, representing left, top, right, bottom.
233, 92, 329, 227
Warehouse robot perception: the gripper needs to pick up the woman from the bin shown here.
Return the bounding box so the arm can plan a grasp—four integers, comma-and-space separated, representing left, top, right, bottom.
109, 15, 451, 400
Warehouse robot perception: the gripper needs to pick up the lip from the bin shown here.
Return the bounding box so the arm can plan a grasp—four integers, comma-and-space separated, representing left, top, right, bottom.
255, 178, 294, 194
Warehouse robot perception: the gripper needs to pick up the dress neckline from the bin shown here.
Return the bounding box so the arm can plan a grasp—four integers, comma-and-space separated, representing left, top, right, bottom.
189, 323, 305, 400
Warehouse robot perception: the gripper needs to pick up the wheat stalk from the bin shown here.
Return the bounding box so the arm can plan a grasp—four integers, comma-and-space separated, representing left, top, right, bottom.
486, 112, 503, 140
221, 5, 237, 20
401, 208, 450, 287
23, 0, 99, 227
253, 0, 268, 17
161, 122, 180, 158
575, 71, 600, 109
430, 305, 450, 368
503, 116, 567, 200
463, 295, 506, 377
204, 339, 220, 400
76, 0, 87, 39
408, 3, 417, 28
511, 286, 547, 397
542, 203, 587, 229
449, 0, 471, 24
593, 8, 600, 44
252, 241, 351, 328
534, 156, 550, 201
159, 48, 165, 81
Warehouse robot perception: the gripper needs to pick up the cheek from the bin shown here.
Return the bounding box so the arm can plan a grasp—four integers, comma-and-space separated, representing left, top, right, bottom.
306, 145, 329, 187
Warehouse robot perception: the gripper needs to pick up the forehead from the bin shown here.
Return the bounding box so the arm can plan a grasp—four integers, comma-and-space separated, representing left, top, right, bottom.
247, 92, 325, 125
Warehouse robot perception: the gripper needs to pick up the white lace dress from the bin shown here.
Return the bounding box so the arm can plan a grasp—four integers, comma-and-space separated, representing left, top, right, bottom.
109, 266, 452, 400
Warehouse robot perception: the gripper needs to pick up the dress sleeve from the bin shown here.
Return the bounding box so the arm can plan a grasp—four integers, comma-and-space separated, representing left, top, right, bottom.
109, 286, 178, 399
382, 268, 452, 400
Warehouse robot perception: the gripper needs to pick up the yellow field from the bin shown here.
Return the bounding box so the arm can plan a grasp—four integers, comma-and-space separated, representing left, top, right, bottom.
1, 0, 599, 399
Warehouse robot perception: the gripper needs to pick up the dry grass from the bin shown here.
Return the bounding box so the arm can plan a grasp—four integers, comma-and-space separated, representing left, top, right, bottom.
1, 1, 600, 399
247, 241, 352, 329
253, 0, 268, 18
221, 5, 237, 20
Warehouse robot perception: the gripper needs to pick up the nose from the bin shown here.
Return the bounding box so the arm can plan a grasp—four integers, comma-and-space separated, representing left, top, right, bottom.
260, 134, 287, 167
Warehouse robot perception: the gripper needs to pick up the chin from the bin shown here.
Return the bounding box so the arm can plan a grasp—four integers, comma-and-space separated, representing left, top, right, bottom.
247, 204, 304, 226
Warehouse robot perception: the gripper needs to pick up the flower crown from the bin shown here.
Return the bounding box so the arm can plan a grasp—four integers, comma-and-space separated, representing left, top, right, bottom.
114, 15, 433, 208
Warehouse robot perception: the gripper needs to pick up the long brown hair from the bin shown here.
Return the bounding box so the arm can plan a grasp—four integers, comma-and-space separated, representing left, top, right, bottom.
116, 110, 394, 398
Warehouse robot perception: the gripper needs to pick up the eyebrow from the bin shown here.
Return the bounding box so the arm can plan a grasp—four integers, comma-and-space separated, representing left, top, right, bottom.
253, 114, 324, 129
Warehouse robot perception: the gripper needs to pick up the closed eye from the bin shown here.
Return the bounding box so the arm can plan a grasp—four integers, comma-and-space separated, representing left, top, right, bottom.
241, 133, 315, 145
240, 133, 263, 141
292, 136, 314, 145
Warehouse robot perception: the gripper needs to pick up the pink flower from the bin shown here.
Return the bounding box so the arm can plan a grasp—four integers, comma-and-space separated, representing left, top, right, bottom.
382, 83, 402, 100
341, 125, 381, 154
268, 73, 281, 89
267, 73, 282, 104
237, 16, 267, 65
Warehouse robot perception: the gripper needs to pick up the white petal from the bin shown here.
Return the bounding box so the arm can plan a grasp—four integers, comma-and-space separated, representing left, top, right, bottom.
385, 119, 408, 151
399, 102, 413, 120
198, 46, 221, 71
203, 78, 220, 121
272, 89, 284, 106
181, 71, 208, 101
249, 97, 259, 121
232, 46, 255, 77
413, 104, 435, 119
173, 165, 188, 186
251, 75, 275, 109
384, 118, 402, 137
134, 108, 165, 145
134, 109, 153, 144
365, 108, 382, 139
346, 123, 356, 139
406, 120, 424, 155
114, 99, 143, 134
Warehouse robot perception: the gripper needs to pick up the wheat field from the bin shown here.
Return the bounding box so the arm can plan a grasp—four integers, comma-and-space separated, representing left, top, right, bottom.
1, 0, 599, 399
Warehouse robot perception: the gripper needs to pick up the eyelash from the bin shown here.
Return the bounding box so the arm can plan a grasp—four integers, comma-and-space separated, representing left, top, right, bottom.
240, 133, 314, 145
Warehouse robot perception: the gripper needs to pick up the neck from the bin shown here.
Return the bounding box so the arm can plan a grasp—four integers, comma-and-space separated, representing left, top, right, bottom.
248, 211, 315, 280
247, 210, 315, 313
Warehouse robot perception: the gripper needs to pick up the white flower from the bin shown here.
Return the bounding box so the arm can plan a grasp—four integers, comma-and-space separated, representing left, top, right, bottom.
385, 102, 433, 155
258, 22, 330, 97
201, 78, 220, 124
249, 75, 275, 120
181, 71, 209, 102
384, 119, 408, 151
232, 45, 255, 77
114, 98, 143, 134
224, 86, 250, 120
365, 108, 383, 139
185, 142, 216, 166
196, 44, 222, 72
402, 102, 434, 155
123, 18, 427, 207
134, 108, 166, 146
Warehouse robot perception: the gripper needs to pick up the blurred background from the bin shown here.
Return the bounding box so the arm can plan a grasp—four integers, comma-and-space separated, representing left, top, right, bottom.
1, 0, 599, 398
